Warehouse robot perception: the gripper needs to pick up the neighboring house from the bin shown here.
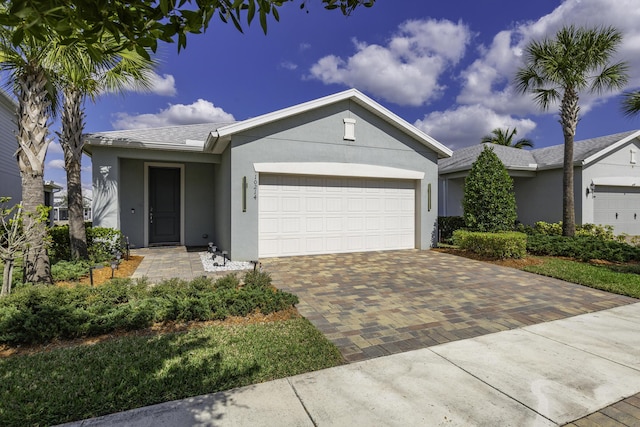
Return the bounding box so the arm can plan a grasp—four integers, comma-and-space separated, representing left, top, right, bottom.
44, 181, 62, 227
53, 191, 93, 223
0, 90, 20, 205
84, 89, 452, 260
439, 129, 640, 235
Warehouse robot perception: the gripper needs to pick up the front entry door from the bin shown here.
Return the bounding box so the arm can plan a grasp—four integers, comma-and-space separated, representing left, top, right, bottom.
149, 167, 180, 245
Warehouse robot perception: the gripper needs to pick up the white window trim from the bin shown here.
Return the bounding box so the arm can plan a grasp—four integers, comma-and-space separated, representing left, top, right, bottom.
343, 118, 356, 141
143, 162, 185, 247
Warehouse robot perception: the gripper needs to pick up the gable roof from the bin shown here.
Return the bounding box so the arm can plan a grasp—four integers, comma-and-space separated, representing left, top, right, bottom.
440, 129, 640, 174
439, 143, 537, 174
205, 89, 452, 158
84, 122, 235, 153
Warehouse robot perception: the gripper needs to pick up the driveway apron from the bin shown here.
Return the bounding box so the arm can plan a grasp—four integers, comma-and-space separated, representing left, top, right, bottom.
261, 250, 636, 362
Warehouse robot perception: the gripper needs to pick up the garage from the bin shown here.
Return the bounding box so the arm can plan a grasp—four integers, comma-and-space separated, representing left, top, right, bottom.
593, 185, 640, 235
258, 174, 416, 257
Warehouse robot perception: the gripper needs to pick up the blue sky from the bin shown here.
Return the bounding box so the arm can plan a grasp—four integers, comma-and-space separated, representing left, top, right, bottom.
42, 0, 640, 191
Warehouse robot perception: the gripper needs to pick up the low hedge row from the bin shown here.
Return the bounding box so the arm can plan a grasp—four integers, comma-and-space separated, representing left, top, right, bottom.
0, 271, 298, 345
526, 234, 640, 262
453, 230, 527, 259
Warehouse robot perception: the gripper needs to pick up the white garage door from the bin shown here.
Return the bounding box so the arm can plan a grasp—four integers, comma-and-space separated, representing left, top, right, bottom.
594, 186, 640, 235
259, 174, 416, 257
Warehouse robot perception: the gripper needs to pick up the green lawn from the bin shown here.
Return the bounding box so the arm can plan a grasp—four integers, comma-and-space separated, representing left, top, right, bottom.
523, 257, 640, 299
0, 317, 343, 427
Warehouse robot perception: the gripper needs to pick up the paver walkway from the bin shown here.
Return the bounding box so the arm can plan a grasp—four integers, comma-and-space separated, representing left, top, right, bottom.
261, 249, 636, 362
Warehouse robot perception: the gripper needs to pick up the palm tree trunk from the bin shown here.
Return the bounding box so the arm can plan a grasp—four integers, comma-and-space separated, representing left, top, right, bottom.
61, 87, 89, 260
16, 63, 53, 284
560, 88, 579, 237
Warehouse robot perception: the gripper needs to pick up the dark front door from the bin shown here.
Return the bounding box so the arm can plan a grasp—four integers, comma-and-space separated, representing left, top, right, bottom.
149, 167, 180, 245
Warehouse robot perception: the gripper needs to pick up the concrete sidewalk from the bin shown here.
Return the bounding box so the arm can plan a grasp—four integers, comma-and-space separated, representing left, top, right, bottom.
63, 302, 640, 426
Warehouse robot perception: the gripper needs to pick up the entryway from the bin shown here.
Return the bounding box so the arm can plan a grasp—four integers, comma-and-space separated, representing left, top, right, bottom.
148, 166, 181, 245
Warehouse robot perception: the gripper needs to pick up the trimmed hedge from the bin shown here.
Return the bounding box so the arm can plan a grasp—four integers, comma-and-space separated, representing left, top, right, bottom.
526, 234, 640, 262
49, 224, 124, 262
453, 230, 527, 259
0, 271, 299, 345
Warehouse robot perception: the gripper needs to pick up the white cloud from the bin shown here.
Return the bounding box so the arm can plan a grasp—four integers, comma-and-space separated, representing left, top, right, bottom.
457, 0, 640, 116
111, 99, 235, 130
415, 105, 537, 150
48, 140, 63, 154
300, 43, 311, 51
116, 72, 178, 97
308, 19, 471, 106
47, 159, 65, 170
280, 61, 298, 71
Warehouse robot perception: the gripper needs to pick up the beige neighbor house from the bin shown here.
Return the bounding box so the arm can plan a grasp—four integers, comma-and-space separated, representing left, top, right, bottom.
85, 89, 453, 261
439, 130, 640, 236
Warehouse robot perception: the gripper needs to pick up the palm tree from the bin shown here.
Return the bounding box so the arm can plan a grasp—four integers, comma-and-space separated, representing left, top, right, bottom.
52, 40, 155, 260
0, 28, 57, 284
481, 127, 534, 149
515, 25, 628, 237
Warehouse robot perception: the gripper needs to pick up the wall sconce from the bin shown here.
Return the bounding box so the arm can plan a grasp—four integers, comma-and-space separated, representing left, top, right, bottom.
586, 182, 596, 197
242, 176, 247, 212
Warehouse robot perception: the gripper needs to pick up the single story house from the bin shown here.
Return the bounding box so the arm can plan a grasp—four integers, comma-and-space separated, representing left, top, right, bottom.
439, 129, 640, 235
84, 89, 452, 260
0, 90, 21, 204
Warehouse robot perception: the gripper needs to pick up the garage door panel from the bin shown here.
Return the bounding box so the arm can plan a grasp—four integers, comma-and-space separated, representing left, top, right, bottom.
594, 186, 640, 235
259, 174, 416, 257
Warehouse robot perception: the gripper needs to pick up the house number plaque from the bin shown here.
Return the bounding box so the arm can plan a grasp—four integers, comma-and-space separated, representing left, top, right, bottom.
253, 174, 258, 200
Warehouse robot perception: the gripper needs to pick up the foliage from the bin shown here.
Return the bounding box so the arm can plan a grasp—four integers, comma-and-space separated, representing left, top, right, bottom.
0, 198, 49, 296
526, 234, 640, 263
437, 216, 466, 243
0, 317, 343, 427
515, 25, 628, 236
462, 145, 517, 232
0, 0, 375, 59
453, 230, 527, 259
622, 90, 640, 116
517, 221, 623, 241
49, 224, 123, 263
0, 273, 298, 345
481, 127, 533, 149
523, 258, 640, 299
50, 260, 91, 282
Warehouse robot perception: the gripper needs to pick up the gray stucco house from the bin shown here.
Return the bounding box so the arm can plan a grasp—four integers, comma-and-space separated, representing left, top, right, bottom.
439, 129, 640, 235
0, 91, 21, 204
85, 89, 452, 260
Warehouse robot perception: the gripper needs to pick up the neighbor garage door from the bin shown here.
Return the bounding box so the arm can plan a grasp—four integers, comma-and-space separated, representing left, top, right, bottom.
259, 174, 415, 257
594, 185, 640, 235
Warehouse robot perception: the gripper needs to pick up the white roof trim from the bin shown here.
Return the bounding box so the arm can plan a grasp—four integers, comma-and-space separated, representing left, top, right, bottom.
207, 89, 452, 158
84, 138, 204, 152
592, 177, 640, 187
253, 162, 425, 180
582, 129, 640, 166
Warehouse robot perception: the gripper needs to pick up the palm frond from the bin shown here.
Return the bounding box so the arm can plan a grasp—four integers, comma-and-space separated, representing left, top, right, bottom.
621, 91, 640, 117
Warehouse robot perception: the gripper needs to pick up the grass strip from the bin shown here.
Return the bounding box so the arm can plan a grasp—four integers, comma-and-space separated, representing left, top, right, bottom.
523, 258, 640, 298
0, 317, 343, 427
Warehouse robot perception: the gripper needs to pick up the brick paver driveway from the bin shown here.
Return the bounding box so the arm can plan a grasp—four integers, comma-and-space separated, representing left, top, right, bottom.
262, 249, 636, 362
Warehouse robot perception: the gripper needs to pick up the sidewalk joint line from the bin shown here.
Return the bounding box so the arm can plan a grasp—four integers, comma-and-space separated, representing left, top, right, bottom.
287, 378, 318, 427
427, 348, 557, 425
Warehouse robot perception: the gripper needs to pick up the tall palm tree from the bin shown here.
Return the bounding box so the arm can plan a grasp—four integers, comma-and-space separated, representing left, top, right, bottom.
515, 25, 628, 237
0, 28, 57, 284
481, 127, 534, 149
52, 40, 155, 260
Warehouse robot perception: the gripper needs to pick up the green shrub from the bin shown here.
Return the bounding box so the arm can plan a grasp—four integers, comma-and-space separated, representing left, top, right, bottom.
51, 260, 91, 282
523, 221, 621, 241
0, 273, 299, 345
438, 216, 466, 242
453, 230, 527, 259
49, 223, 123, 263
243, 270, 272, 289
526, 234, 640, 262
462, 146, 517, 232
